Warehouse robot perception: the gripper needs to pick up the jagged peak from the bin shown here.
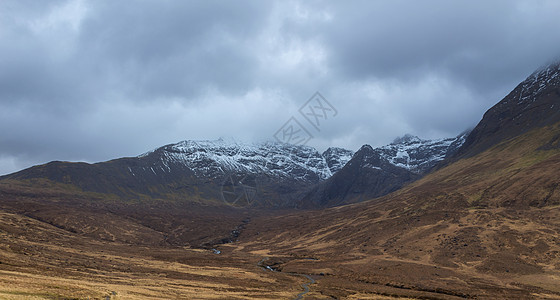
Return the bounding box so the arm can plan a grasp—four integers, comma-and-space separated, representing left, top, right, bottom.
391, 134, 422, 145
165, 138, 323, 154
322, 147, 353, 155
357, 144, 375, 153
324, 146, 352, 151
136, 132, 465, 183
137, 138, 339, 182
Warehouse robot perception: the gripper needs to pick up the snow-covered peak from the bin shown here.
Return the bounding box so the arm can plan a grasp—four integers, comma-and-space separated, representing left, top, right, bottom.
137, 131, 468, 185
145, 139, 336, 182
359, 144, 374, 152
391, 134, 422, 145
375, 133, 467, 174
510, 62, 560, 105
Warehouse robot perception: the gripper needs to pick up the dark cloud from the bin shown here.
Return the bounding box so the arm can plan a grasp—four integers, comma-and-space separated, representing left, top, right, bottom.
324, 1, 560, 94
1, 0, 560, 174
77, 1, 269, 99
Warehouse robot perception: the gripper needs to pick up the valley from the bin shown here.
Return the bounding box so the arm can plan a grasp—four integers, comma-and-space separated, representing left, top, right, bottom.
0, 63, 560, 299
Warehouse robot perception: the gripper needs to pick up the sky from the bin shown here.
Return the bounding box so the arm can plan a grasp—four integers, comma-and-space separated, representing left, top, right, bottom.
1, 0, 560, 175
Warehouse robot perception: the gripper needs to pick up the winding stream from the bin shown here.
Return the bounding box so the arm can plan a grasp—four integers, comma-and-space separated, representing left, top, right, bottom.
257, 258, 315, 300
294, 274, 315, 300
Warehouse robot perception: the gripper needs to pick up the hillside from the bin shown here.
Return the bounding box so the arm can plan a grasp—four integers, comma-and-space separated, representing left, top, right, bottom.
1, 140, 345, 208
237, 122, 560, 298
234, 64, 560, 298
0, 62, 559, 299
1, 135, 464, 209
456, 62, 560, 159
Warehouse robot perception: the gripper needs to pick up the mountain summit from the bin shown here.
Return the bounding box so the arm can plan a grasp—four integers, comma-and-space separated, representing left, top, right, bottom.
301, 132, 469, 207
2, 62, 560, 299
237, 62, 560, 299
1, 134, 465, 208
456, 62, 560, 158
391, 133, 422, 144
2, 139, 350, 208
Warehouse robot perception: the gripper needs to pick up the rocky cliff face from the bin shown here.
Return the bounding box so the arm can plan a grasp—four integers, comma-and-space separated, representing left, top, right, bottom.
322, 147, 354, 174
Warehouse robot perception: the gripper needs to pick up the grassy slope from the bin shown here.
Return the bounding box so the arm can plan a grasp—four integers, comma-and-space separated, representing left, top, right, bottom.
402, 121, 560, 208
0, 124, 558, 299
238, 123, 560, 299
0, 211, 306, 299
0, 178, 253, 248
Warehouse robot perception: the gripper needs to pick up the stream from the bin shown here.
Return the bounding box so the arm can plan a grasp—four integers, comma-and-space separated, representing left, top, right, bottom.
257, 258, 315, 300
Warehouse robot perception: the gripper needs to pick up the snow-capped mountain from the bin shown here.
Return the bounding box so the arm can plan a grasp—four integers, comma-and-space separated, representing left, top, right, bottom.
4, 63, 558, 209
302, 131, 469, 207
377, 132, 469, 174
3, 133, 468, 209
141, 133, 467, 185
457, 62, 560, 159
142, 139, 336, 182
131, 139, 354, 207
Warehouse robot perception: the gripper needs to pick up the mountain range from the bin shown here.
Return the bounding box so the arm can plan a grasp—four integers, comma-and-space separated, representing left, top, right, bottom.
237, 62, 560, 298
1, 132, 467, 208
0, 62, 559, 299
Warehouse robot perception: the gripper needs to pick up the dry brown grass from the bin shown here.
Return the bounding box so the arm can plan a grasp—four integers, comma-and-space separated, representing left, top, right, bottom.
0, 212, 303, 300
235, 124, 560, 299
1, 124, 559, 299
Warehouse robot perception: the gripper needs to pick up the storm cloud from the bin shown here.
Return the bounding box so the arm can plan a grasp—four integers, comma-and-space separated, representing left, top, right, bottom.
1, 0, 560, 175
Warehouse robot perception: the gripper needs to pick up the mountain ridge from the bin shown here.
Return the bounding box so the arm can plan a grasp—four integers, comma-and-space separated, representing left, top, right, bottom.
235, 62, 560, 298
301, 131, 469, 207
1, 134, 466, 208
1, 62, 560, 299
454, 62, 560, 159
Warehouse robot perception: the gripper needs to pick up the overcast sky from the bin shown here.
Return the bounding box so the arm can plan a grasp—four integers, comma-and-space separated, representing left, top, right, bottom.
1, 0, 560, 175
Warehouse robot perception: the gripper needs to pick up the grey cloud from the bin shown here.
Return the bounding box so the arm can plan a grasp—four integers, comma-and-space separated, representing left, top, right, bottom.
320, 1, 560, 93
77, 1, 270, 100
1, 0, 560, 175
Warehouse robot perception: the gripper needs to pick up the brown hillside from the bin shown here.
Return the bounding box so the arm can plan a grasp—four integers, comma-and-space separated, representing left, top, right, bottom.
238, 123, 560, 299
